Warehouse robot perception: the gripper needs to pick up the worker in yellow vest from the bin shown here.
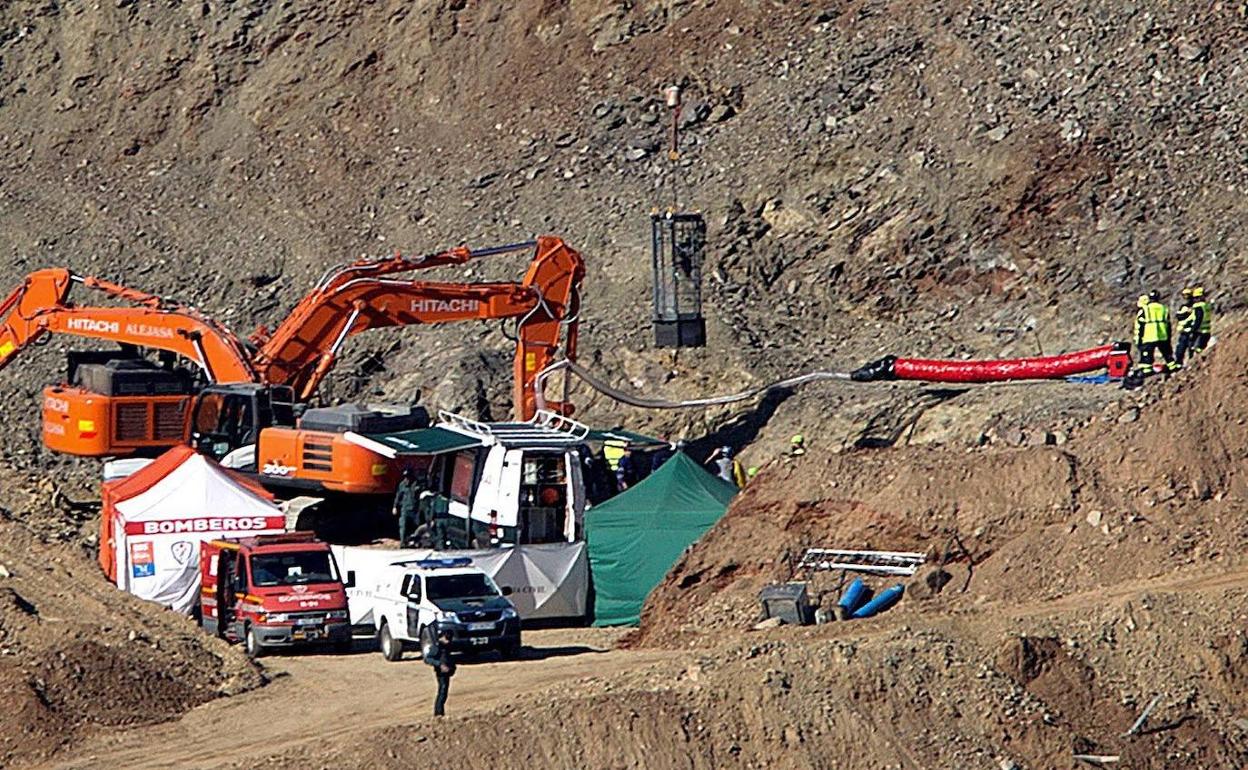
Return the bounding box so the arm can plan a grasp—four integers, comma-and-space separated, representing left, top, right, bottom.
1134, 291, 1176, 373
602, 440, 626, 471
1175, 286, 1213, 365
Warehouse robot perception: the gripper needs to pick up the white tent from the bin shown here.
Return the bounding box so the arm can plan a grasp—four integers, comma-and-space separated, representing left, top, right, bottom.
99, 446, 286, 613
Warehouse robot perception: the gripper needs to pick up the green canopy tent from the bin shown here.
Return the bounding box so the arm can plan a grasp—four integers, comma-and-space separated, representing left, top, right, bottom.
585, 452, 738, 626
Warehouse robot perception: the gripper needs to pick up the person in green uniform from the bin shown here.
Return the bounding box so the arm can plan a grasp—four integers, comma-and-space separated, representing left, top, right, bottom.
394, 467, 424, 546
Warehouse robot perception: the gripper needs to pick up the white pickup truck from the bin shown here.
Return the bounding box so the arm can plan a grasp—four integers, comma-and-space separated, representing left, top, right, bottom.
365, 557, 522, 661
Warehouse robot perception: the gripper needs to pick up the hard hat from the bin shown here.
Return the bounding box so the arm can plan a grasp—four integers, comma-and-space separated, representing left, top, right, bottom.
790, 434, 804, 445
1192, 286, 1204, 298
747, 466, 759, 478
1148, 289, 1161, 302
1137, 295, 1149, 309
1181, 287, 1193, 297
720, 445, 733, 456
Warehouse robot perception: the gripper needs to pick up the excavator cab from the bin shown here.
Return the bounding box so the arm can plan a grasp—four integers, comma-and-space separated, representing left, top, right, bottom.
190, 384, 296, 469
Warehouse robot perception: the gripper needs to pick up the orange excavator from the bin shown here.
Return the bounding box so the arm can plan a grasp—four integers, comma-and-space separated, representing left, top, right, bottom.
192, 236, 584, 494
0, 237, 584, 494
0, 268, 257, 455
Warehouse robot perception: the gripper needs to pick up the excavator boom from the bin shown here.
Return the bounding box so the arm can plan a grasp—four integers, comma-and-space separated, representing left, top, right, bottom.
254, 236, 585, 417
0, 268, 255, 381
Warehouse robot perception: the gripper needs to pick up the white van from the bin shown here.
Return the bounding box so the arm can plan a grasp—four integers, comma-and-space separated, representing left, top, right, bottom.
367, 557, 521, 661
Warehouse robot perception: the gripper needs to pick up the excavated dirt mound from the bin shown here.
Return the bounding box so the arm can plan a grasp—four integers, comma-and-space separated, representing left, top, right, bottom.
638, 326, 1248, 646
0, 521, 262, 768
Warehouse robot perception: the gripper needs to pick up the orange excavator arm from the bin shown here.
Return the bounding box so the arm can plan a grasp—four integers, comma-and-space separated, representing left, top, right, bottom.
252, 236, 584, 418
0, 268, 256, 382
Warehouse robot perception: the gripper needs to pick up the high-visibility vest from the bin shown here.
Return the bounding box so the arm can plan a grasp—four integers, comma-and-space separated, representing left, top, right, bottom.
1139, 301, 1170, 343
603, 441, 626, 471
1193, 300, 1213, 333
1176, 303, 1193, 333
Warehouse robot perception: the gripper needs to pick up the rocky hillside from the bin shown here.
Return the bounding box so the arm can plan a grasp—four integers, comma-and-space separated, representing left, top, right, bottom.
0, 1, 1244, 476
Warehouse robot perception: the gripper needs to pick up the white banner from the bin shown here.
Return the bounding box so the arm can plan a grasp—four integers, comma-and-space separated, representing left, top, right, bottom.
118, 525, 284, 614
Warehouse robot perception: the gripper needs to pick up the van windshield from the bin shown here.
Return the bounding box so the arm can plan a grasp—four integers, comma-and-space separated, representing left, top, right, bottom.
426, 573, 500, 601
250, 551, 338, 587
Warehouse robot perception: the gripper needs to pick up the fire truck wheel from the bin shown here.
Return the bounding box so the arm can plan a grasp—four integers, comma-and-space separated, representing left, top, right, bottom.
379, 622, 403, 662
245, 625, 266, 659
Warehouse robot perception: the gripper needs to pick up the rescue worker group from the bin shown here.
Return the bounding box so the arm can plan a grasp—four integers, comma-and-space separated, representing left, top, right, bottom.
1133, 285, 1213, 374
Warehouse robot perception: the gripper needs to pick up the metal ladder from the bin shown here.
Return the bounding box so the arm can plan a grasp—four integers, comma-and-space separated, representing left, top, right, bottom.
798, 548, 926, 576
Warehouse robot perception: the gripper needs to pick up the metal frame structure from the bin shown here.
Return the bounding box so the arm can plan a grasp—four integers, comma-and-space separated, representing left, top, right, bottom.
798, 548, 927, 576
651, 211, 707, 348
437, 409, 590, 447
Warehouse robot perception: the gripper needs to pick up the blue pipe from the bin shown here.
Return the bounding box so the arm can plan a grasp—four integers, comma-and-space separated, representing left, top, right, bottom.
850, 584, 905, 619
837, 578, 871, 613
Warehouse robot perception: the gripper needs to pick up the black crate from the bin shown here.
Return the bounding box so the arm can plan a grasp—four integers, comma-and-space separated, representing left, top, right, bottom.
75, 360, 193, 396
758, 582, 813, 626
298, 403, 430, 434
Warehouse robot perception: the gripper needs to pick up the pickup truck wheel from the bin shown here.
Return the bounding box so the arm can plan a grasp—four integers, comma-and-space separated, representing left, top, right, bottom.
379, 622, 403, 662
419, 625, 436, 660
244, 625, 265, 659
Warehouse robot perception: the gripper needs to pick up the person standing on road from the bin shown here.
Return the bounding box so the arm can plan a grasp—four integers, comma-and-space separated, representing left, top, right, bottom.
394, 467, 423, 546
424, 625, 457, 717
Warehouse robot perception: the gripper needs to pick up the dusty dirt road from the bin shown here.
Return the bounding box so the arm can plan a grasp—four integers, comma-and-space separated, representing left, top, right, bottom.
46, 628, 669, 770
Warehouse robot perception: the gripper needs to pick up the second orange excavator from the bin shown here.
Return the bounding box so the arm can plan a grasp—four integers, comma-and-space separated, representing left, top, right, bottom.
0, 236, 585, 495
193, 236, 584, 495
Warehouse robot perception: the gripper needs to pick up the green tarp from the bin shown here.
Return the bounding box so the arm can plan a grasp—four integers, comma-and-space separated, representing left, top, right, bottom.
585, 452, 737, 626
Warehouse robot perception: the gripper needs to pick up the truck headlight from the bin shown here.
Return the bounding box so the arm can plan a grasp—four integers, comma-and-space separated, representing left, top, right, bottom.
437, 611, 460, 624
267, 613, 289, 623
501, 607, 518, 620
326, 610, 349, 622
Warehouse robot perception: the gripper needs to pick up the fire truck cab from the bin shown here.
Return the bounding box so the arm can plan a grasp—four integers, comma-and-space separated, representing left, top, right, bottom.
199, 532, 353, 657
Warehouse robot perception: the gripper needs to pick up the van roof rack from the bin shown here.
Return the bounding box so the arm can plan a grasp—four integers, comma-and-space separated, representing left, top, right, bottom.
437, 409, 590, 447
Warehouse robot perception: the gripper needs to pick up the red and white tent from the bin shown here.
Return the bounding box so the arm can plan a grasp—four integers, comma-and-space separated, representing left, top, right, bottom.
98, 446, 285, 613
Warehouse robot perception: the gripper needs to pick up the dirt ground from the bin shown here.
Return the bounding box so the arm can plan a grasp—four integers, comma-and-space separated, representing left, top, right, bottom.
35, 566, 1248, 770
44, 628, 661, 770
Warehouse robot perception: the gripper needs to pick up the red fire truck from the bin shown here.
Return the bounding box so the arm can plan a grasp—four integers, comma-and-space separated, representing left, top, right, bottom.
199, 532, 353, 657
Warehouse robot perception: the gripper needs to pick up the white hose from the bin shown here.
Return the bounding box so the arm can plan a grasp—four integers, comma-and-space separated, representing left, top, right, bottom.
535, 359, 852, 411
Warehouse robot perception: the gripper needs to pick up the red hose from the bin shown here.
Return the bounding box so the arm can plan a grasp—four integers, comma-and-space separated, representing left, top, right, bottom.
892, 345, 1114, 383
